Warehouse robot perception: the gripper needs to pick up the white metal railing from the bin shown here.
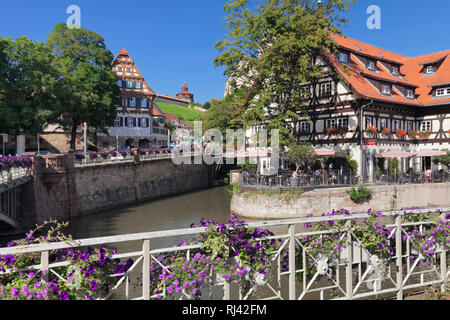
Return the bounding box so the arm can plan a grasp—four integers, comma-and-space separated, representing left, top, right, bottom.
0, 207, 448, 300
0, 167, 31, 185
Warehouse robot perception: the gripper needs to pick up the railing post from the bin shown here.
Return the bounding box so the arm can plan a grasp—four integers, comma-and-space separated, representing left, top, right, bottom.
288, 224, 296, 300
345, 226, 353, 300
440, 212, 447, 293
395, 215, 403, 300
41, 251, 49, 282
224, 280, 231, 300
143, 239, 150, 300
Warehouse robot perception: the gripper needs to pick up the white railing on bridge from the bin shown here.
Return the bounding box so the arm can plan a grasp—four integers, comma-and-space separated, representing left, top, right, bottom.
0, 207, 448, 300
0, 167, 31, 185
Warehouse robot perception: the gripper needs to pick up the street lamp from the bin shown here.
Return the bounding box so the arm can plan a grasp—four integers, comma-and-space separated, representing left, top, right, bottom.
360, 99, 373, 183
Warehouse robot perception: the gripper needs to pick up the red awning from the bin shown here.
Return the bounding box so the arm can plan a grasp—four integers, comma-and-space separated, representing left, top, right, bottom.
375, 150, 416, 158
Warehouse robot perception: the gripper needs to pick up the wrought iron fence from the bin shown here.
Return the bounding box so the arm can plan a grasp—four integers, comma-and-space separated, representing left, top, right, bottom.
376, 170, 450, 185
0, 207, 448, 300
240, 169, 359, 190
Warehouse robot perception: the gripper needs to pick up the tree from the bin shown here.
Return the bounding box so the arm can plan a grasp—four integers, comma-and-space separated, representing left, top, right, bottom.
432, 150, 450, 168
214, 0, 355, 147
284, 142, 317, 174
0, 36, 61, 143
203, 101, 211, 110
198, 96, 238, 136
46, 23, 121, 150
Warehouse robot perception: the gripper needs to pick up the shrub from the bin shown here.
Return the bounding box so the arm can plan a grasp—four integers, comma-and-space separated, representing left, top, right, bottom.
348, 184, 372, 203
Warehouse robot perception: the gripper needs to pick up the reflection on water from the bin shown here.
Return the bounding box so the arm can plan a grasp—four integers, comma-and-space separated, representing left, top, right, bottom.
67, 186, 233, 248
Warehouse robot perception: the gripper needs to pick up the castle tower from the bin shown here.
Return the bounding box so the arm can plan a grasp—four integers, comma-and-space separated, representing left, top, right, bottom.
176, 82, 194, 103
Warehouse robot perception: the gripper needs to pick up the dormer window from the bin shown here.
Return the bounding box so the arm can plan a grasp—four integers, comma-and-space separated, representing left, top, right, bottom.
425, 65, 434, 74
406, 89, 414, 99
392, 66, 399, 76
381, 84, 391, 95
368, 60, 376, 71
339, 52, 348, 64
436, 87, 450, 97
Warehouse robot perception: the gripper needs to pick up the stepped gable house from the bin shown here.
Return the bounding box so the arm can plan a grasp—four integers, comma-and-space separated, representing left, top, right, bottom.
241, 34, 450, 180
97, 48, 169, 149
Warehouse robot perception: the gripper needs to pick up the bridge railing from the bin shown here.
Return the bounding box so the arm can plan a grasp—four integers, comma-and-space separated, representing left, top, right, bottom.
0, 207, 448, 300
0, 167, 31, 185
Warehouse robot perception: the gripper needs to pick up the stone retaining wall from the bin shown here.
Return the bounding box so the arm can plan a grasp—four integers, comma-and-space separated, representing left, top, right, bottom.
16, 153, 212, 229
75, 158, 212, 215
230, 183, 450, 219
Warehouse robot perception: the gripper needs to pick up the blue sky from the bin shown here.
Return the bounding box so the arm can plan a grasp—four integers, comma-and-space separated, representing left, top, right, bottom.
0, 0, 449, 104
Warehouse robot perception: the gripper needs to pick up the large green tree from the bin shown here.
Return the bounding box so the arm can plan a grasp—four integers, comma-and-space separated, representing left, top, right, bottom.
214, 0, 355, 147
0, 36, 61, 140
46, 23, 120, 150
285, 141, 317, 174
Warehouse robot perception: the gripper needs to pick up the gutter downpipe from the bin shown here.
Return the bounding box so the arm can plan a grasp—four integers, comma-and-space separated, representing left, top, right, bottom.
360, 99, 374, 183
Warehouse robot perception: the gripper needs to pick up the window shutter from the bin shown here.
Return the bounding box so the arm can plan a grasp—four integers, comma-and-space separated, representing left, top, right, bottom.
133, 118, 137, 127
137, 118, 141, 127
120, 117, 124, 127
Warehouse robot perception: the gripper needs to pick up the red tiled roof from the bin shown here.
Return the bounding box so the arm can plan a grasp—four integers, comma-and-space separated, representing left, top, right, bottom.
177, 90, 194, 96
400, 51, 450, 106
119, 48, 129, 55
156, 94, 190, 103
164, 113, 179, 124
328, 34, 450, 107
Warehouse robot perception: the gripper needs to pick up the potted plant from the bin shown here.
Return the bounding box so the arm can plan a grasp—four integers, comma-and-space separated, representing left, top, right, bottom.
395, 129, 407, 139
366, 125, 378, 135
381, 127, 391, 136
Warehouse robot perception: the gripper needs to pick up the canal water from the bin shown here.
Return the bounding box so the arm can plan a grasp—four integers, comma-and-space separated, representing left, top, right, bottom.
67, 185, 235, 248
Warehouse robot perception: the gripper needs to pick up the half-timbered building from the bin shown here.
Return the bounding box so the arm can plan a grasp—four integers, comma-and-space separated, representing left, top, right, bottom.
242, 34, 450, 181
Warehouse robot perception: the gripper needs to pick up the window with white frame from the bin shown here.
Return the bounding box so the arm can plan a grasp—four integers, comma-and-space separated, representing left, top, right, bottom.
380, 118, 388, 129
392, 66, 399, 76
339, 52, 348, 63
381, 84, 391, 95
406, 89, 414, 99
129, 97, 136, 107
126, 81, 133, 89
436, 87, 450, 97
420, 121, 431, 132
300, 85, 311, 98
319, 82, 332, 97
325, 118, 336, 129
393, 119, 401, 131
141, 118, 148, 128
365, 116, 375, 129
127, 117, 134, 127
299, 121, 310, 133
406, 121, 414, 132
367, 60, 376, 71
114, 117, 121, 127
337, 117, 347, 128
425, 65, 434, 74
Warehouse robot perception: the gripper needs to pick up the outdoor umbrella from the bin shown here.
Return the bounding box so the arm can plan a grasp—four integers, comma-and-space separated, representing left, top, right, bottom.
413, 150, 446, 157
375, 150, 416, 158
222, 149, 270, 158
315, 148, 346, 157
